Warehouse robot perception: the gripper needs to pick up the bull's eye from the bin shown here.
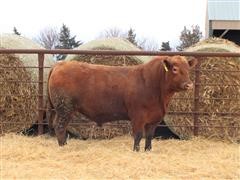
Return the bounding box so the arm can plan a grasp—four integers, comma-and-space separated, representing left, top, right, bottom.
172, 67, 178, 74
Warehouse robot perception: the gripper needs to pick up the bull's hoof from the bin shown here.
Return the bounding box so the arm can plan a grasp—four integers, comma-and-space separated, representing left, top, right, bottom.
58, 141, 67, 146
133, 145, 140, 152
49, 128, 55, 136
144, 146, 152, 151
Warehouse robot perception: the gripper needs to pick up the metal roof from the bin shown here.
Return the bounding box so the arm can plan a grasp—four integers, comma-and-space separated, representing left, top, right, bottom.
208, 0, 240, 20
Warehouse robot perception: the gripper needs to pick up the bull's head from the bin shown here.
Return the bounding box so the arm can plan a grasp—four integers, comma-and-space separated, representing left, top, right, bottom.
163, 56, 197, 92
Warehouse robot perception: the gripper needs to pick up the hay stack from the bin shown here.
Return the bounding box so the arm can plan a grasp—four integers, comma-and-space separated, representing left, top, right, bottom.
0, 34, 55, 134
165, 38, 240, 142
65, 37, 150, 64
65, 38, 150, 139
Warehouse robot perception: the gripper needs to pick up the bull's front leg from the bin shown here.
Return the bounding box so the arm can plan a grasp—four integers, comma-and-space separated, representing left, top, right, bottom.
144, 123, 158, 151
133, 132, 143, 152
132, 119, 144, 152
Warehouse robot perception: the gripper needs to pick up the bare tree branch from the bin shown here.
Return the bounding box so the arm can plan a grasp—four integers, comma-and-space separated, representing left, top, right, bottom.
35, 27, 59, 49
98, 27, 127, 39
97, 27, 159, 51
138, 38, 159, 51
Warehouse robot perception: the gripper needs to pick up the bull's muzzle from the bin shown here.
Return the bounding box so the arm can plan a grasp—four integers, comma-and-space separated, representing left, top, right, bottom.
183, 82, 193, 90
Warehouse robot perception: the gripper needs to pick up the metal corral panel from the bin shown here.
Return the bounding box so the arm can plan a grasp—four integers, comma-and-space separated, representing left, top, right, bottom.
208, 0, 240, 20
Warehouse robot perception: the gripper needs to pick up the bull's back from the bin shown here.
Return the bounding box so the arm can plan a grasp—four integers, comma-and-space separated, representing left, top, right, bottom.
48, 61, 131, 121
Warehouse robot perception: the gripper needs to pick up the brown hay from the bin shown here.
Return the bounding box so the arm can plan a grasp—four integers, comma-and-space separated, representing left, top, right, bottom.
64, 38, 151, 139
65, 37, 151, 64
1, 134, 239, 179
67, 48, 141, 66
0, 34, 55, 134
0, 54, 37, 133
68, 120, 132, 140
165, 38, 240, 142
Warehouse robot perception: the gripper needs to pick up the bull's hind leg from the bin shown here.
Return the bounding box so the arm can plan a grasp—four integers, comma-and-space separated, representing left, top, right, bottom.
54, 115, 69, 146
54, 97, 74, 146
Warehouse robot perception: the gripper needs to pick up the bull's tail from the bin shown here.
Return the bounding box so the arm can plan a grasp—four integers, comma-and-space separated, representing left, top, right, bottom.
46, 67, 55, 135
47, 67, 54, 109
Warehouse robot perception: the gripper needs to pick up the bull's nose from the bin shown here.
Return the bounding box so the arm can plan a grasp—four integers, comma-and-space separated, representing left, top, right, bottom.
185, 83, 193, 90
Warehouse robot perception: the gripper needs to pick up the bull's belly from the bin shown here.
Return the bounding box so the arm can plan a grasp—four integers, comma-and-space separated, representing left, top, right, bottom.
92, 112, 129, 122
76, 95, 129, 123
79, 108, 130, 125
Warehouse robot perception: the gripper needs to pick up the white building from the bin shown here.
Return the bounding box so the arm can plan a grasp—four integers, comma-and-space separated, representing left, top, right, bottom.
205, 0, 240, 45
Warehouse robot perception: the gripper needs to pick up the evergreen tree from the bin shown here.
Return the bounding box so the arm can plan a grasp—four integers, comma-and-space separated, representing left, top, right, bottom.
127, 28, 137, 46
160, 41, 171, 51
56, 24, 82, 60
13, 27, 21, 35
177, 25, 202, 51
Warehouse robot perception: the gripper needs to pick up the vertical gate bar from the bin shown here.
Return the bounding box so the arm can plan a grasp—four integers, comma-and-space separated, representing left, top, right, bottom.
38, 53, 44, 135
193, 57, 201, 136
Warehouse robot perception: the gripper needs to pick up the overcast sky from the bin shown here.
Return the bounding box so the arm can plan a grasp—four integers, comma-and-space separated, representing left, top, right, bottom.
0, 0, 207, 48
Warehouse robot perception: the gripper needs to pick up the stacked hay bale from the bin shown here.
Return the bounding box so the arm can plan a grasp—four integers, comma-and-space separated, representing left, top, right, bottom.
0, 34, 55, 134
165, 38, 240, 142
65, 38, 150, 65
65, 38, 150, 139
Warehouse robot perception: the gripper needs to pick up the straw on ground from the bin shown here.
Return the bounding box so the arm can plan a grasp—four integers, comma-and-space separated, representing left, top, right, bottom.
1, 134, 239, 179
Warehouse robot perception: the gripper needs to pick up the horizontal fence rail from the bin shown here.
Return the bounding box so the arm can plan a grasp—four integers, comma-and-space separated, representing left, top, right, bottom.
0, 48, 240, 57
1, 122, 239, 129
0, 49, 239, 137
1, 107, 240, 116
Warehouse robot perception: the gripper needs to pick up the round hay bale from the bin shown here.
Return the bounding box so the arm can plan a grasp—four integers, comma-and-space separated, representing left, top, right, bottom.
0, 34, 55, 134
165, 38, 240, 142
65, 37, 150, 64
65, 38, 150, 139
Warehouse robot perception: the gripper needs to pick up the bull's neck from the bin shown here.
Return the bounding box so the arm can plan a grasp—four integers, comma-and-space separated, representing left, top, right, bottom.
142, 59, 169, 94
142, 59, 175, 112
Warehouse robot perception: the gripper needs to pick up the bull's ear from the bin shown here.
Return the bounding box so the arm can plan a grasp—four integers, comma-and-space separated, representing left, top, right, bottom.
163, 57, 173, 72
188, 57, 198, 69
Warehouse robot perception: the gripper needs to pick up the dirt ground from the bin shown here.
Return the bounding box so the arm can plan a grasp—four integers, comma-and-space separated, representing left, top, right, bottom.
1, 134, 239, 179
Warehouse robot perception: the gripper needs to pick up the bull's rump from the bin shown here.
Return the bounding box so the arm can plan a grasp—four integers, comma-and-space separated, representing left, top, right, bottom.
48, 61, 131, 121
